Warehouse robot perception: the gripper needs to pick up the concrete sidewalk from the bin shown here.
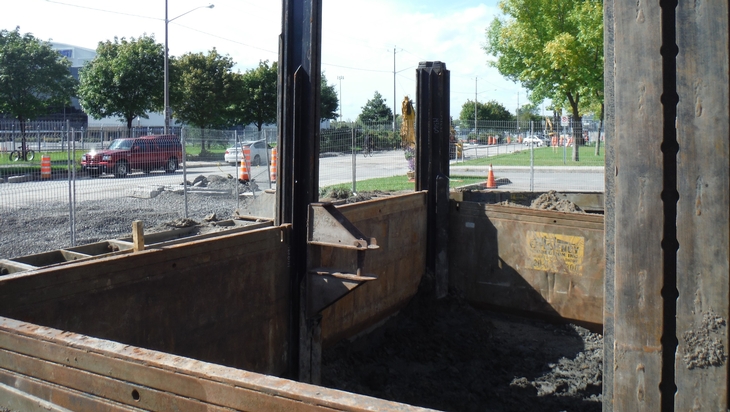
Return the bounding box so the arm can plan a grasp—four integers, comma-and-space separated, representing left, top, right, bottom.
451, 165, 604, 174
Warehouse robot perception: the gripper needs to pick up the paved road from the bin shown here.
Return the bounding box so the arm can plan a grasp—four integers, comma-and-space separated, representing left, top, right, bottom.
0, 145, 605, 209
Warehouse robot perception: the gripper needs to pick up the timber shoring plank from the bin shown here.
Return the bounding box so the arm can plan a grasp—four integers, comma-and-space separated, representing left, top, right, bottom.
675, 2, 730, 409
613, 1, 665, 410
0, 370, 139, 412
602, 0, 616, 408
0, 318, 433, 412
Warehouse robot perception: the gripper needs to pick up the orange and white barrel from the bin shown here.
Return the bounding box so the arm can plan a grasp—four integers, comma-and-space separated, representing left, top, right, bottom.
269, 147, 277, 183
41, 155, 51, 179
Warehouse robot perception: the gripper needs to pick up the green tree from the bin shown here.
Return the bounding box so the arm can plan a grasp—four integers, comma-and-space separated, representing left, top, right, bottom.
231, 60, 277, 131
459, 99, 513, 126
516, 103, 542, 122
485, 0, 603, 161
77, 35, 164, 130
357, 91, 393, 124
320, 73, 339, 121
172, 48, 236, 153
0, 28, 76, 138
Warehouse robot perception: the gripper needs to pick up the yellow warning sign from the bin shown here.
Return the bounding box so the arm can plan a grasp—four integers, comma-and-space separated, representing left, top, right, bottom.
526, 231, 585, 275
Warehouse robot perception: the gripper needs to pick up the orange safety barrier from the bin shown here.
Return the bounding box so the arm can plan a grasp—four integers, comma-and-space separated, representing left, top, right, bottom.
239, 147, 251, 181
269, 147, 277, 183
41, 155, 51, 179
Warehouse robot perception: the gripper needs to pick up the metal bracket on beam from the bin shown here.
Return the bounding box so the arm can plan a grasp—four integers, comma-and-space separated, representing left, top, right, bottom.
306, 202, 378, 315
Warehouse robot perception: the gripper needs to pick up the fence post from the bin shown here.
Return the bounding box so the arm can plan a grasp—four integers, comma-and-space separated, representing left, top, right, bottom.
351, 127, 357, 193
182, 127, 189, 219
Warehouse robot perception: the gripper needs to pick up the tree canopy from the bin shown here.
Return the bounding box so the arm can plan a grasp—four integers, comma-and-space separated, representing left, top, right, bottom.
77, 35, 164, 130
0, 28, 76, 135
320, 73, 339, 121
485, 0, 603, 160
231, 60, 277, 131
171, 48, 236, 129
459, 99, 513, 125
358, 91, 392, 124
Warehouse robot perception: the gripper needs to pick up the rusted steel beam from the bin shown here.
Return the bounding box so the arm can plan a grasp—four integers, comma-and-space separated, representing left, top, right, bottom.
675, 1, 729, 409
415, 61, 450, 299
278, 0, 323, 382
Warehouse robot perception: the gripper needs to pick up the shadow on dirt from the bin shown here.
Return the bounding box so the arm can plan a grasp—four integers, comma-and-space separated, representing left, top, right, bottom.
321, 272, 602, 412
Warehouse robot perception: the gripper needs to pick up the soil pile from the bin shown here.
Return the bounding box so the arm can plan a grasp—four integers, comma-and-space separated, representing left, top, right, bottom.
321, 274, 602, 412
531, 190, 584, 213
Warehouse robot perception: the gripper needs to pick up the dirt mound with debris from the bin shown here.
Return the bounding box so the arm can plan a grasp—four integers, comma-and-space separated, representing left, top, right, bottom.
321, 274, 602, 411
530, 190, 584, 213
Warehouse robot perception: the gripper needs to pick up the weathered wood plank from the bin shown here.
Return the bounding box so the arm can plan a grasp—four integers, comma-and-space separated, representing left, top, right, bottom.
0, 318, 434, 412
602, 0, 616, 408
613, 1, 665, 409
675, 2, 730, 409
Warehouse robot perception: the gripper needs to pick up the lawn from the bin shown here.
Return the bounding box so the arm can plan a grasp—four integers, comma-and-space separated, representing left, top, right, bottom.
321, 174, 484, 196
458, 145, 605, 167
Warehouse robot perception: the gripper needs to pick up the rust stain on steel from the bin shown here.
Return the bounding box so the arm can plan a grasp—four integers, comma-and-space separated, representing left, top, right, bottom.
526, 231, 585, 275
449, 201, 604, 326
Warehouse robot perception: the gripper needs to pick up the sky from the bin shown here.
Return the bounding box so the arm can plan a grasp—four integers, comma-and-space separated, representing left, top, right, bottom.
2, 0, 533, 123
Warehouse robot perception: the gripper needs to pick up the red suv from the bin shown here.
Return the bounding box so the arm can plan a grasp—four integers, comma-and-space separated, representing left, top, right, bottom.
81, 135, 183, 178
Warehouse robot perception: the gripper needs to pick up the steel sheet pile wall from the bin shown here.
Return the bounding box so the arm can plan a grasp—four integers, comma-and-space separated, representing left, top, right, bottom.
320, 192, 428, 346
448, 200, 604, 326
0, 226, 291, 376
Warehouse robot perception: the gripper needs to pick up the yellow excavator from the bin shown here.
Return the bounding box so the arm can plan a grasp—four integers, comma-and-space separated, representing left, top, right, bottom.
400, 96, 462, 160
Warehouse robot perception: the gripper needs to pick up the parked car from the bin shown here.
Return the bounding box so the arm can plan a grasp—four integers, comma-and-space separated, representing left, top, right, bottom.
224, 140, 270, 166
522, 135, 545, 147
80, 135, 182, 178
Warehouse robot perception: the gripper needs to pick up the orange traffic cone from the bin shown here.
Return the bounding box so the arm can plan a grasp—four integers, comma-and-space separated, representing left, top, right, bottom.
269, 147, 277, 183
486, 164, 497, 188
239, 147, 251, 181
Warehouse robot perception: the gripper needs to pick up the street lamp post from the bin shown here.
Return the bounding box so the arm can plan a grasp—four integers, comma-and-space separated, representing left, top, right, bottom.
337, 75, 344, 121
164, 1, 214, 134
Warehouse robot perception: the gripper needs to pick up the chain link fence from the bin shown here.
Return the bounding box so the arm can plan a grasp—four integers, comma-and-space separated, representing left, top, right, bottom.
0, 119, 604, 259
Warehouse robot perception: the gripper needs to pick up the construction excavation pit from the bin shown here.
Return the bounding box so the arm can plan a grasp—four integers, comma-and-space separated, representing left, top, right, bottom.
0, 187, 606, 411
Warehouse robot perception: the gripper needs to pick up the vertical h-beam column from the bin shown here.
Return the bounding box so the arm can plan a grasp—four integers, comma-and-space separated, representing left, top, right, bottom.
415, 61, 450, 298
277, 0, 322, 381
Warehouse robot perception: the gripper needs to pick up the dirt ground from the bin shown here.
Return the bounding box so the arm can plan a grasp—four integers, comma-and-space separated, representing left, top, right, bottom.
320, 189, 602, 412
321, 273, 603, 412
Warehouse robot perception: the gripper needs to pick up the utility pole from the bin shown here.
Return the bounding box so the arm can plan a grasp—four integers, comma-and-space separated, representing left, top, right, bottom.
337, 75, 344, 121
393, 46, 396, 132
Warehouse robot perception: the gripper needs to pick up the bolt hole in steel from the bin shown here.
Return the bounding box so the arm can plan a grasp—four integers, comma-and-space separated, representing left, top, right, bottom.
172, 263, 177, 268
131, 389, 140, 401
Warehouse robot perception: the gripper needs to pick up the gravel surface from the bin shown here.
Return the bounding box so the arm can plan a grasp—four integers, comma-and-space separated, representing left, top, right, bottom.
0, 174, 256, 260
